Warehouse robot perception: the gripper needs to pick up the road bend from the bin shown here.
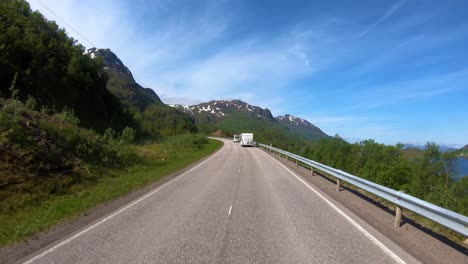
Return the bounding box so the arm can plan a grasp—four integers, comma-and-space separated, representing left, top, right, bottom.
20, 139, 419, 264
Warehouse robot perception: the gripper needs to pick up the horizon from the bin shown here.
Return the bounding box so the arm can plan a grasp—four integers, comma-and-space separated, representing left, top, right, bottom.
27, 0, 468, 147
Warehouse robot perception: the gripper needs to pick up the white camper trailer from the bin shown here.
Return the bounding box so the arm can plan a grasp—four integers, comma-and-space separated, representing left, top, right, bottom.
240, 133, 254, 147
233, 135, 241, 143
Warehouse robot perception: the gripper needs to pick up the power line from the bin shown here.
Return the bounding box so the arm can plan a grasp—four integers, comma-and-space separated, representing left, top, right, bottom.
35, 0, 97, 48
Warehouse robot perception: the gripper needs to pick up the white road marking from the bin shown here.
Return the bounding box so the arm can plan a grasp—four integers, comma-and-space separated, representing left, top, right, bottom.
228, 205, 232, 216
22, 145, 223, 264
267, 155, 407, 264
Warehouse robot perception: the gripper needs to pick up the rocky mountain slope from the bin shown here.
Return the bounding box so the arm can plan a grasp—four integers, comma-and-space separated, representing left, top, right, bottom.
86, 48, 196, 137
172, 99, 275, 121
86, 48, 163, 111
276, 114, 328, 141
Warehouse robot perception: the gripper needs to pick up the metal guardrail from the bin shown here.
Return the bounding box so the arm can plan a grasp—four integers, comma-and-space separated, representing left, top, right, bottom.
259, 143, 468, 237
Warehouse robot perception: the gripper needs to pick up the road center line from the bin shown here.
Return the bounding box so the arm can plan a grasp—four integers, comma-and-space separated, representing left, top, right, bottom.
22, 144, 224, 264
266, 154, 407, 264
228, 205, 232, 216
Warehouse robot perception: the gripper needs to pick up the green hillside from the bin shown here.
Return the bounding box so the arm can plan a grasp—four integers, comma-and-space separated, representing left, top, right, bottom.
402, 147, 425, 160
452, 145, 468, 158
137, 104, 197, 140
0, 0, 135, 132
87, 48, 197, 139
276, 114, 328, 141
0, 98, 137, 211
87, 48, 163, 112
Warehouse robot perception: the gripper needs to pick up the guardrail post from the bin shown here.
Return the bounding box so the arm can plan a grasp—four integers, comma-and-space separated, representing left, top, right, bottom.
296, 160, 299, 167
336, 179, 341, 191
394, 206, 402, 228
310, 167, 314, 176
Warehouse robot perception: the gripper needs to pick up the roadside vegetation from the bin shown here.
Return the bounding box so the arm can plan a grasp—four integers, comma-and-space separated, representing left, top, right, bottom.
298, 136, 467, 217
0, 98, 221, 246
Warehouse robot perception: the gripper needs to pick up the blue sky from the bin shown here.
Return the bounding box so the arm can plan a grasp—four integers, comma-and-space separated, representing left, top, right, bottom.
27, 0, 468, 147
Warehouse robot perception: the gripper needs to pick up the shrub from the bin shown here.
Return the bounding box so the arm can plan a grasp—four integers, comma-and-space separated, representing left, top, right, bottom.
53, 107, 80, 126
120, 127, 135, 144
25, 95, 37, 110
103, 128, 116, 142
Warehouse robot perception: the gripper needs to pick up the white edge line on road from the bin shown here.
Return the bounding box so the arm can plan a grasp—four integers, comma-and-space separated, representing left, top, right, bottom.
267, 155, 407, 264
23, 145, 224, 264
228, 205, 232, 216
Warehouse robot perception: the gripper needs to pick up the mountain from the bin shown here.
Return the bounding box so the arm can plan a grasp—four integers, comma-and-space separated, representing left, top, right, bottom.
402, 144, 425, 150
86, 48, 163, 111
170, 100, 328, 148
172, 99, 275, 134
401, 147, 424, 160
453, 145, 468, 157
276, 114, 328, 141
402, 143, 458, 153
85, 48, 197, 138
440, 145, 458, 152
172, 99, 274, 119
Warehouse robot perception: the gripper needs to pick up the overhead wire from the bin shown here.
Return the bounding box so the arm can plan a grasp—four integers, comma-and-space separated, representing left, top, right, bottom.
35, 0, 97, 48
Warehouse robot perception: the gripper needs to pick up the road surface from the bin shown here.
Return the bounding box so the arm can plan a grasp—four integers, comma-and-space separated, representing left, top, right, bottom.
21, 139, 419, 264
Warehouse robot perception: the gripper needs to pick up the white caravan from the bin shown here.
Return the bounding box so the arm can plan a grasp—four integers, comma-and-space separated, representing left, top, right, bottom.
240, 133, 254, 147
233, 135, 241, 142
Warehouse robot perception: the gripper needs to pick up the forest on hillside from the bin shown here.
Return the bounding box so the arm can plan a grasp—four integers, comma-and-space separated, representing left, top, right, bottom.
0, 0, 136, 132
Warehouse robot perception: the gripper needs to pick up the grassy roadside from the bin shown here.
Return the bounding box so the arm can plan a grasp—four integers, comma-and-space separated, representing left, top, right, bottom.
0, 138, 222, 247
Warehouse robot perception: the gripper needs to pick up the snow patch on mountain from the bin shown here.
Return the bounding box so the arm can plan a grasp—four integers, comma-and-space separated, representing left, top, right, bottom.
277, 114, 312, 127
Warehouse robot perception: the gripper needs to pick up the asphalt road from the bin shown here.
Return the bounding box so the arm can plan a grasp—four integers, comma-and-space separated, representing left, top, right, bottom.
20, 139, 420, 264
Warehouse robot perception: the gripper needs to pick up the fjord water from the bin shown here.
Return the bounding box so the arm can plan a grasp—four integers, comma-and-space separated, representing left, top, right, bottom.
455, 158, 468, 180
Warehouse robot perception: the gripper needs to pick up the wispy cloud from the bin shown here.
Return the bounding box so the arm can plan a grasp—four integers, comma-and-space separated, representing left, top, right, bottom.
351, 69, 468, 109
307, 115, 357, 124
151, 36, 315, 106
352, 34, 425, 75
357, 0, 407, 38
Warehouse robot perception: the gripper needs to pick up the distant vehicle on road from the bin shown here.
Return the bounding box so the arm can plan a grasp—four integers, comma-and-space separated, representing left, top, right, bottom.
240, 133, 254, 147
233, 135, 241, 142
